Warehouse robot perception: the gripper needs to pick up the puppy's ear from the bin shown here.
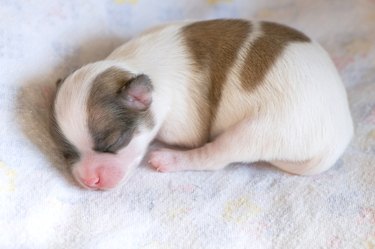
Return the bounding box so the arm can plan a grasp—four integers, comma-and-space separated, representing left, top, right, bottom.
120, 74, 153, 111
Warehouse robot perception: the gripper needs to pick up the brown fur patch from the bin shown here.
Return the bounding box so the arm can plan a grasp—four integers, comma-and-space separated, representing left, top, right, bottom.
182, 19, 252, 140
87, 67, 154, 153
241, 21, 311, 91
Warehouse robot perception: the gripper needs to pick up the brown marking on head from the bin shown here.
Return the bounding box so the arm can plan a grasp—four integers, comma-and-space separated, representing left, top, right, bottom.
87, 67, 154, 154
241, 21, 311, 91
182, 19, 252, 141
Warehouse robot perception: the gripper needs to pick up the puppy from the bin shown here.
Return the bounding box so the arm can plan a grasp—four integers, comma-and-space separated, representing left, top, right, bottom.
52, 19, 353, 190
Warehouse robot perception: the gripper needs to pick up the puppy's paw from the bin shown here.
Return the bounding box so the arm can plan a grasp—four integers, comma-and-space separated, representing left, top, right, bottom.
148, 149, 181, 172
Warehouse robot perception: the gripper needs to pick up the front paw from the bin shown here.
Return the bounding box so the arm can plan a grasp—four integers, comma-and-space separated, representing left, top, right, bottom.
148, 149, 180, 172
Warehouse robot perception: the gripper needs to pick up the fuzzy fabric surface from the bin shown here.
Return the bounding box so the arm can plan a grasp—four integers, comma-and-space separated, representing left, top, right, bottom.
0, 1, 374, 248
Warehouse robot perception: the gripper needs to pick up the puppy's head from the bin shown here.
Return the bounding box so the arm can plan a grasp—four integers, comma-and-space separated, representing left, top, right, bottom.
52, 62, 154, 190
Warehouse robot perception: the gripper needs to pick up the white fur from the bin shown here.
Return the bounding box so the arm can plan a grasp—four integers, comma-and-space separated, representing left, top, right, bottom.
145, 22, 352, 175
192, 40, 354, 174
54, 20, 353, 190
107, 23, 208, 147
54, 64, 94, 151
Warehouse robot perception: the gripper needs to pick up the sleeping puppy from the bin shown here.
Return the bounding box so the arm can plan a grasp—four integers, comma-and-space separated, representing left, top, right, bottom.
52, 19, 353, 190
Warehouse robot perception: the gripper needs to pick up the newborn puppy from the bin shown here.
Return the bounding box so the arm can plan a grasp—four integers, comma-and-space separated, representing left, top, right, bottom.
52, 19, 353, 190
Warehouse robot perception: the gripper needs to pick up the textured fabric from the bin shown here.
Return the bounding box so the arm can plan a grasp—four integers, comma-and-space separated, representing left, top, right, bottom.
0, 1, 374, 248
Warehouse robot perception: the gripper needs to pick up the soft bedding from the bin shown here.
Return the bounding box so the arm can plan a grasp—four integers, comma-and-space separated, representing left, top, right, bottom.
0, 1, 375, 248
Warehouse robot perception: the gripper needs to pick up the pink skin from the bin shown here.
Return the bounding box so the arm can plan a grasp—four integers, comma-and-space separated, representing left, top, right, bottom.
73, 147, 174, 190
149, 149, 182, 172
70, 128, 153, 190
148, 147, 210, 172
72, 152, 126, 190
72, 146, 145, 190
70, 132, 150, 190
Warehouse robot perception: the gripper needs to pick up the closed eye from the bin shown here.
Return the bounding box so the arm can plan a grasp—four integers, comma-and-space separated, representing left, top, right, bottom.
93, 129, 133, 154
96, 146, 117, 154
93, 143, 117, 154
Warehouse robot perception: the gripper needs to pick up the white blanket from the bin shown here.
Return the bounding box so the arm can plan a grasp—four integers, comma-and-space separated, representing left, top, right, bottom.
1, 0, 375, 248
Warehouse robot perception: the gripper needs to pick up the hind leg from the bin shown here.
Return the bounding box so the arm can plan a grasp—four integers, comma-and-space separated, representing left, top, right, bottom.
149, 118, 269, 172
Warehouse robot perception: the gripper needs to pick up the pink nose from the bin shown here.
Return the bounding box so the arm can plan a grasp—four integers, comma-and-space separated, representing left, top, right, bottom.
82, 177, 100, 188
77, 166, 124, 190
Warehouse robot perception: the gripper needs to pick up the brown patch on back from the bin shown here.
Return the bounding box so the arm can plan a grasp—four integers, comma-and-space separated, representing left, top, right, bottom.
241, 21, 311, 91
182, 19, 252, 139
87, 67, 154, 153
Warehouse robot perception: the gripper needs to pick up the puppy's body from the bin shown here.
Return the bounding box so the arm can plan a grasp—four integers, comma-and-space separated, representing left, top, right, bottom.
53, 19, 353, 190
